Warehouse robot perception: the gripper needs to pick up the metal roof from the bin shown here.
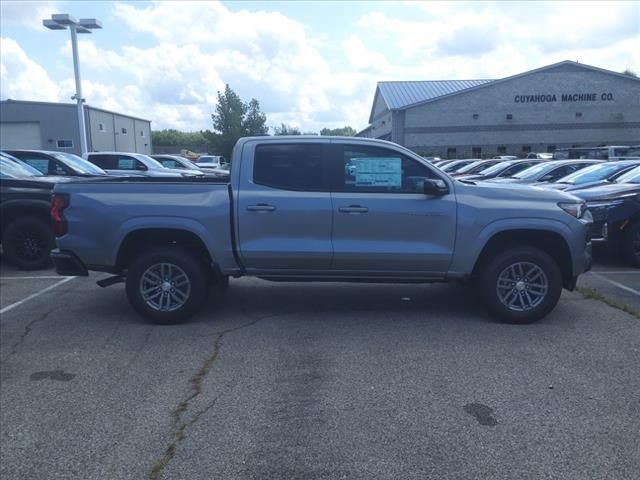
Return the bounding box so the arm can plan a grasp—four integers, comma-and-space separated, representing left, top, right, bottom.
377, 79, 495, 110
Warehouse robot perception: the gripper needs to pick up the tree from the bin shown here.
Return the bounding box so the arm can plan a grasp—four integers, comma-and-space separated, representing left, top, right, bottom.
151, 129, 207, 150
207, 85, 270, 160
320, 126, 357, 137
273, 123, 301, 135
242, 98, 268, 136
622, 68, 638, 78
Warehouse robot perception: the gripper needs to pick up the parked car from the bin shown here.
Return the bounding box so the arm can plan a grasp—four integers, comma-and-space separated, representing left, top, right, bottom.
151, 155, 228, 178
4, 149, 108, 177
84, 152, 202, 177
196, 155, 225, 169
1, 164, 87, 269
526, 153, 553, 160
449, 159, 504, 177
439, 159, 479, 173
486, 160, 602, 184
433, 160, 456, 168
573, 166, 640, 267
457, 159, 545, 181
51, 137, 592, 325
0, 152, 44, 177
493, 155, 518, 160
552, 146, 630, 160
539, 160, 640, 192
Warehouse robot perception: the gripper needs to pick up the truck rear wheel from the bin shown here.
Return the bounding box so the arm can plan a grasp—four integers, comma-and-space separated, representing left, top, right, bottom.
477, 246, 562, 324
125, 247, 209, 324
2, 216, 54, 270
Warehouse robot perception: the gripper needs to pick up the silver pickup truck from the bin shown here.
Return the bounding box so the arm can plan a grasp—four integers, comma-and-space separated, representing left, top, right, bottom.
51, 137, 592, 324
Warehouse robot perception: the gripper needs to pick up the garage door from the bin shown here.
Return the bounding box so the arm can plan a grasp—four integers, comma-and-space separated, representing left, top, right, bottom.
0, 122, 42, 149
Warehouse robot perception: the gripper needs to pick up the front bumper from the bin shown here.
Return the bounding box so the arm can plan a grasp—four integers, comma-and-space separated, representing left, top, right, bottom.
50, 249, 89, 276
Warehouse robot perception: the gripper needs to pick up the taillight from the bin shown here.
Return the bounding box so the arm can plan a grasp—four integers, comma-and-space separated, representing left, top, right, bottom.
51, 193, 69, 237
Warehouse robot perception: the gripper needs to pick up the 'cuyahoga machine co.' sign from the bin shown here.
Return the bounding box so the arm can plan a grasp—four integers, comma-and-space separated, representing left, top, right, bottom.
514, 92, 615, 103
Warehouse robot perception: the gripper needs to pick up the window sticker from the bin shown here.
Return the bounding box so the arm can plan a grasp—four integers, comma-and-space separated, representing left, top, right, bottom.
346, 157, 402, 188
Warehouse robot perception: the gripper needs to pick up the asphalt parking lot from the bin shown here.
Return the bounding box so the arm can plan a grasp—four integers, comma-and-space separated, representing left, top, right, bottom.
1, 256, 638, 480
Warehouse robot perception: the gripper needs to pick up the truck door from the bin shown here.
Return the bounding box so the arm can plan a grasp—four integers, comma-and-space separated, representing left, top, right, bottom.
236, 142, 333, 271
329, 144, 457, 274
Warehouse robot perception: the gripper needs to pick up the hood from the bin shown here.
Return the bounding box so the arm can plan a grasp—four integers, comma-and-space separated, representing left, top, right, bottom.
536, 180, 610, 192
483, 177, 524, 184
571, 183, 640, 201
457, 179, 581, 203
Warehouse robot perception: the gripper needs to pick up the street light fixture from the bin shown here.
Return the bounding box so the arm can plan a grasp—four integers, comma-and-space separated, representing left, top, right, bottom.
43, 14, 102, 155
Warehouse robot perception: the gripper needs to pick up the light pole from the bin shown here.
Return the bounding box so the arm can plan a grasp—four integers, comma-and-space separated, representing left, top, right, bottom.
43, 14, 102, 156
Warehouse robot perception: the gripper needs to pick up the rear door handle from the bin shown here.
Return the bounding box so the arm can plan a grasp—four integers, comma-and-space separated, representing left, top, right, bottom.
339, 205, 369, 214
246, 204, 276, 212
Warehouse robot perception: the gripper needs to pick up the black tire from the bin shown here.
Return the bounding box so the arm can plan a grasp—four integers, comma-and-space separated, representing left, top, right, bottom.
1, 216, 54, 270
477, 246, 562, 324
125, 246, 209, 324
622, 221, 640, 268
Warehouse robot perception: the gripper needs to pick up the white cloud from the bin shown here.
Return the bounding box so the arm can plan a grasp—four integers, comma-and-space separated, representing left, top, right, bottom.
0, 37, 60, 101
2, 1, 638, 134
0, 1, 60, 30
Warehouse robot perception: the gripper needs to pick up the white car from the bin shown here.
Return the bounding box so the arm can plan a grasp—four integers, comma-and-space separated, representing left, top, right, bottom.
84, 152, 202, 177
196, 155, 225, 169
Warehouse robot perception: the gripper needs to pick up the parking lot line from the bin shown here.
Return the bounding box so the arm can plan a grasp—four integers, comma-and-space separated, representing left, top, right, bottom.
1, 276, 70, 280
0, 276, 75, 315
590, 272, 640, 296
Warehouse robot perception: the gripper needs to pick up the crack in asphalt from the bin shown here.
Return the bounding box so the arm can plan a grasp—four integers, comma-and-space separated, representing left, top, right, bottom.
147, 312, 287, 480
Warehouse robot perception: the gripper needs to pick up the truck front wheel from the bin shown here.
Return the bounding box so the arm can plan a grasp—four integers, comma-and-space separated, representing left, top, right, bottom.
125, 247, 209, 324
477, 246, 562, 324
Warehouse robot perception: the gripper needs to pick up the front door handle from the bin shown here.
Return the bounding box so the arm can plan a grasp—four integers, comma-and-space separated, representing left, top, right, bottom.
246, 204, 276, 212
339, 205, 369, 214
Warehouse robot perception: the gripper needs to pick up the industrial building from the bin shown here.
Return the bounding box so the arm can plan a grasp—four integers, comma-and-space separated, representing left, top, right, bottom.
0, 99, 152, 155
357, 61, 640, 158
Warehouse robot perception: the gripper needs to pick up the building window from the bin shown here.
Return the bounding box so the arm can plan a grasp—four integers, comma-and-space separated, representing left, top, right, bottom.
506, 114, 513, 120
140, 130, 145, 137
547, 145, 556, 153
472, 147, 481, 158
56, 139, 73, 148
497, 146, 507, 155
446, 148, 457, 159
472, 113, 479, 120
522, 145, 532, 154
121, 127, 128, 135
98, 123, 105, 132
575, 112, 583, 118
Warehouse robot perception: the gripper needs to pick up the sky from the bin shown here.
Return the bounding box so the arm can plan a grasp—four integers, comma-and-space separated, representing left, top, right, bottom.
1, 1, 638, 133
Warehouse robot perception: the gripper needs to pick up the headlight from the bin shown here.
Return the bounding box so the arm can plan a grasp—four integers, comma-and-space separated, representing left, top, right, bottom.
558, 201, 587, 219
585, 200, 625, 210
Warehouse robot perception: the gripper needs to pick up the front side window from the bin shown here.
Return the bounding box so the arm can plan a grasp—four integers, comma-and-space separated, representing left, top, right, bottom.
23, 157, 51, 174
160, 159, 178, 169
254, 143, 325, 191
340, 145, 436, 194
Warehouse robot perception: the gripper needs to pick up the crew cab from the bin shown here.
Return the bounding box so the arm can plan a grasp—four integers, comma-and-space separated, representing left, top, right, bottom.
51, 137, 593, 324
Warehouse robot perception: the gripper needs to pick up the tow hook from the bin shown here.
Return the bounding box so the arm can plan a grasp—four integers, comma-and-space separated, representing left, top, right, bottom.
96, 275, 125, 288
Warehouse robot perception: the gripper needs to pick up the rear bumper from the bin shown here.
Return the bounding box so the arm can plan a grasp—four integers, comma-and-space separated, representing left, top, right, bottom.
50, 249, 89, 276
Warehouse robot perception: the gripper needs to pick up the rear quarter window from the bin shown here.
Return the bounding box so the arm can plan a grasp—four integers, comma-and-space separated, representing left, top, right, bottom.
253, 143, 326, 191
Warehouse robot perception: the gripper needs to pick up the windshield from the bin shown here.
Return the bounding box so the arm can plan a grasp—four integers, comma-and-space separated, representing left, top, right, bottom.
478, 161, 516, 176
441, 160, 473, 172
616, 166, 640, 184
512, 162, 551, 179
557, 163, 636, 185
135, 154, 166, 169
0, 157, 39, 178
52, 152, 107, 175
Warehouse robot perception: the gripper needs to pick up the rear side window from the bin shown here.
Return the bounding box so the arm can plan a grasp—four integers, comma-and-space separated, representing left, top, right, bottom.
87, 154, 117, 169
254, 143, 325, 191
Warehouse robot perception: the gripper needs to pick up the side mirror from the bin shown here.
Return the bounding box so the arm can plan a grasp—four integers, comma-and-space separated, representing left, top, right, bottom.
423, 178, 449, 196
